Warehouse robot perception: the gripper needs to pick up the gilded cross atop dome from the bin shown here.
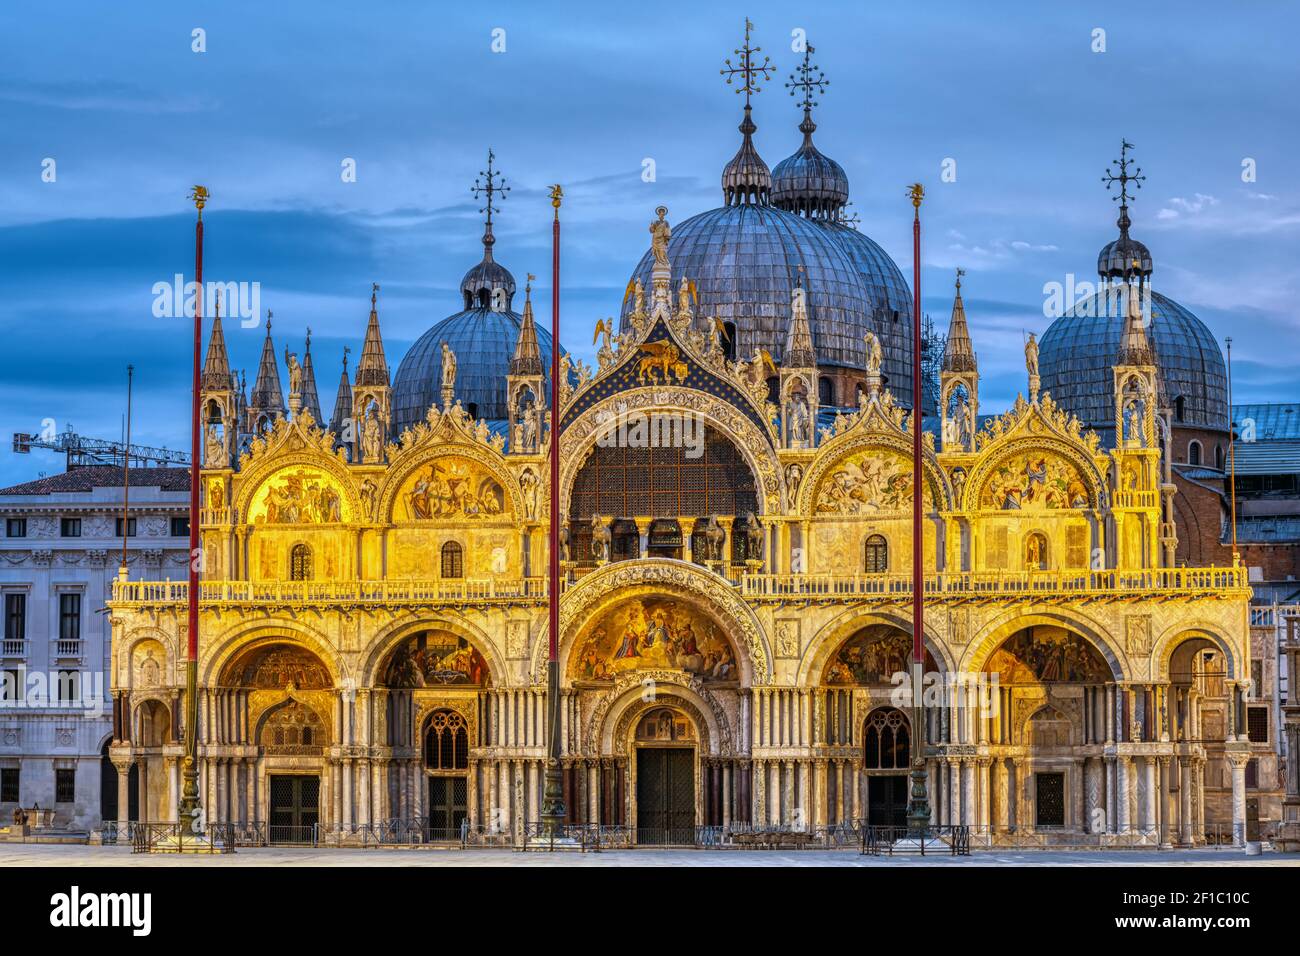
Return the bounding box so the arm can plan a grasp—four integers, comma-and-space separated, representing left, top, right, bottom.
1102, 139, 1144, 209
472, 148, 509, 256
720, 18, 773, 107
786, 44, 827, 128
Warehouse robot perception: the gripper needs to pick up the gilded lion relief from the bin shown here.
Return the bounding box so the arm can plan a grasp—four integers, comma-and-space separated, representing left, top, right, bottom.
985, 627, 1111, 683
979, 452, 1089, 511
572, 598, 737, 683
815, 450, 933, 515
395, 457, 508, 520
824, 626, 937, 685
250, 468, 346, 524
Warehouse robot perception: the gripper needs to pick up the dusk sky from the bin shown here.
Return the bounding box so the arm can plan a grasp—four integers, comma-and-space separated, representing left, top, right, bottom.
1, 1, 1296, 485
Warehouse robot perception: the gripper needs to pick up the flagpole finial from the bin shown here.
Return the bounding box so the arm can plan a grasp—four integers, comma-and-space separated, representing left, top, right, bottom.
909, 182, 925, 210
549, 184, 563, 220
189, 185, 209, 219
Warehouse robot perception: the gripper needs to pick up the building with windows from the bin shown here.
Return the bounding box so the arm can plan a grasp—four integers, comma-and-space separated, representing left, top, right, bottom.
99, 30, 1269, 849
0, 466, 190, 830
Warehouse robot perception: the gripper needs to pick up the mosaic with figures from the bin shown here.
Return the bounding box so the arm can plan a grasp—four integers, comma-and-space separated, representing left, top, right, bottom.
985, 627, 1111, 683
824, 625, 938, 685
815, 450, 933, 515
394, 457, 508, 520
382, 631, 491, 687
572, 597, 737, 682
980, 453, 1089, 511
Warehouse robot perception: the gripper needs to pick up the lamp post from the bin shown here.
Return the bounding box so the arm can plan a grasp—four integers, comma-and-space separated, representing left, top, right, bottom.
905, 183, 932, 835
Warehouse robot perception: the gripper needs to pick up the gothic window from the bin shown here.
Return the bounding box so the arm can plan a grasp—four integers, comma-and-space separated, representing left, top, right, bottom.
864, 534, 888, 573
261, 701, 326, 754
424, 709, 469, 770
290, 544, 313, 581
441, 541, 464, 578
863, 707, 909, 769
1188, 440, 1202, 466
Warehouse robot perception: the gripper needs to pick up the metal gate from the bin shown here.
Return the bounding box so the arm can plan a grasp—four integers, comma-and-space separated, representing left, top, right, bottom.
1035, 772, 1065, 827
636, 747, 694, 845
867, 775, 908, 828
426, 775, 468, 841
269, 774, 319, 845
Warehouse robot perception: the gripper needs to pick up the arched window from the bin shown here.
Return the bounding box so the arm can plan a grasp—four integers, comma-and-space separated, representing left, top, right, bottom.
1215, 444, 1224, 470
1175, 395, 1186, 422
863, 707, 910, 770
864, 534, 888, 573
424, 710, 469, 770
290, 543, 312, 581
1188, 440, 1202, 466
722, 322, 738, 362
440, 541, 464, 578
818, 376, 835, 407
1025, 532, 1049, 570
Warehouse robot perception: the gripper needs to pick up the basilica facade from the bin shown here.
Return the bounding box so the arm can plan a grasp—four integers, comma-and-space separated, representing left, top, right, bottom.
105, 36, 1259, 849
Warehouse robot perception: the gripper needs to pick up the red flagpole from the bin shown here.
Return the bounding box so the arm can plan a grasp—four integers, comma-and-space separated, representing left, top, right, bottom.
181, 186, 207, 825
906, 182, 931, 832
541, 184, 567, 836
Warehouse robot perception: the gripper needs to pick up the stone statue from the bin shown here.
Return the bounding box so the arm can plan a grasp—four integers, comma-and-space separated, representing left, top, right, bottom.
865, 331, 882, 376
522, 402, 539, 450
702, 517, 725, 562
741, 512, 764, 563
440, 341, 457, 391
785, 462, 803, 498
1024, 332, 1039, 380
361, 404, 382, 461
951, 467, 967, 505
284, 348, 303, 398
649, 206, 671, 269
519, 469, 539, 520
590, 515, 611, 563
204, 423, 226, 467
789, 394, 810, 444
677, 279, 693, 316
633, 279, 645, 315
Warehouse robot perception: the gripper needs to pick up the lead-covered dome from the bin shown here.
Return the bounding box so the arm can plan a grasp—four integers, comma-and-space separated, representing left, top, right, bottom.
1040, 290, 1227, 432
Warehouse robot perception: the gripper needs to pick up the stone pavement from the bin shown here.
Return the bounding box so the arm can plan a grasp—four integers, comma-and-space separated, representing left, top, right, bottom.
2, 844, 1297, 866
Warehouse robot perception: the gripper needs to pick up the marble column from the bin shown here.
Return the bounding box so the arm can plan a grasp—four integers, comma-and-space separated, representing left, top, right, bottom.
1179, 758, 1194, 845
1116, 757, 1131, 834
1144, 757, 1158, 836
995, 758, 1010, 832
1228, 752, 1249, 846
961, 760, 975, 827
1158, 756, 1173, 848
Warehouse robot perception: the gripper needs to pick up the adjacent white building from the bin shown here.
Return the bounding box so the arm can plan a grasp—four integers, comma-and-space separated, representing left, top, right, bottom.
0, 465, 189, 830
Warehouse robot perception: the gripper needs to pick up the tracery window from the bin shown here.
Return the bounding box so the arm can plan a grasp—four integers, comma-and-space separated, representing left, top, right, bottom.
424, 709, 469, 770
262, 701, 326, 754
441, 541, 464, 579
864, 534, 888, 573
289, 543, 312, 581
863, 707, 909, 770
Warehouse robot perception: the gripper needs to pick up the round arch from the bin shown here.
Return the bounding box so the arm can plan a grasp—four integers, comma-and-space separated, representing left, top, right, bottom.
798, 431, 951, 516
544, 558, 772, 685
1151, 621, 1242, 681
199, 619, 343, 688
588, 673, 729, 757
962, 437, 1106, 513
359, 613, 504, 688
376, 440, 523, 525
117, 628, 177, 690
559, 387, 783, 516
232, 443, 361, 525
797, 607, 954, 687
960, 608, 1127, 682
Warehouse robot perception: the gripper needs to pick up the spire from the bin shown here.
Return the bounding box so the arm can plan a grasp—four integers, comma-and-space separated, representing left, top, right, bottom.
510, 275, 543, 376
1117, 266, 1156, 367
201, 293, 232, 391
461, 153, 517, 311
248, 310, 286, 417
329, 346, 353, 438
300, 327, 324, 423
355, 283, 390, 388
783, 264, 817, 367
942, 269, 977, 373
720, 19, 775, 206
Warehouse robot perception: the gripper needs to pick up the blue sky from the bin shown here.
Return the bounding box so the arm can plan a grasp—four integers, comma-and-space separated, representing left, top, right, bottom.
1, 1, 1296, 484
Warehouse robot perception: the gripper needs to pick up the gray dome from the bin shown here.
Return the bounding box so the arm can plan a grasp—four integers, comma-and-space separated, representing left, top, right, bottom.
392, 306, 556, 428
619, 204, 915, 405
460, 257, 516, 310
1039, 289, 1228, 433
771, 142, 849, 217
1097, 206, 1153, 279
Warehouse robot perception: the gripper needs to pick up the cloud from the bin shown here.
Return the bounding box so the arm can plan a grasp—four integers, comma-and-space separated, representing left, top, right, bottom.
1157, 193, 1220, 219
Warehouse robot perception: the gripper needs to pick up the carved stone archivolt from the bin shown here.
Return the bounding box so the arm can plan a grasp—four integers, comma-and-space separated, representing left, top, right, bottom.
544, 559, 772, 684
559, 388, 783, 515
587, 670, 732, 757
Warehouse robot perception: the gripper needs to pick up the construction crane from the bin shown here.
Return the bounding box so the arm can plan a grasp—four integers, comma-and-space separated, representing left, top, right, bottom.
11, 424, 190, 469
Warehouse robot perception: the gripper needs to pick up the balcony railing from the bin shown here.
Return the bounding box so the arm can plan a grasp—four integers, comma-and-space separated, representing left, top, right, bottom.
739, 565, 1249, 602
52, 638, 84, 659
111, 577, 548, 607
1, 638, 29, 658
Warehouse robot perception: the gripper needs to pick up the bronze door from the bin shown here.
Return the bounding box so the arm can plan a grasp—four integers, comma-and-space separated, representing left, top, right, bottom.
1035, 772, 1065, 827
867, 775, 908, 828
269, 774, 319, 844
427, 776, 468, 840
636, 748, 694, 844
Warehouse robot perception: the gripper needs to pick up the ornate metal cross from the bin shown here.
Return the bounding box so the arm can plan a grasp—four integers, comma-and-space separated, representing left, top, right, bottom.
786, 43, 827, 113
472, 148, 509, 228
721, 18, 774, 107
1103, 139, 1145, 206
